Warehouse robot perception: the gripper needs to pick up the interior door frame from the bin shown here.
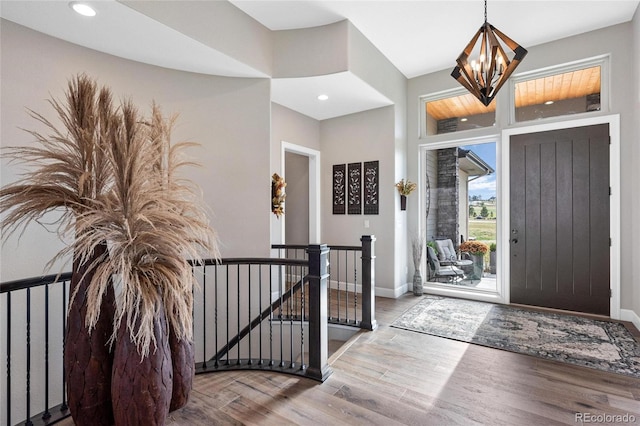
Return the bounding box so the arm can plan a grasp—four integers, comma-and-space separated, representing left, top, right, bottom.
501, 114, 620, 319
281, 141, 321, 244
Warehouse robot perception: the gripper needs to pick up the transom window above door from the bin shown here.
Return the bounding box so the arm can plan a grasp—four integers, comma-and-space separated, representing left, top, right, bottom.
423, 91, 496, 136
510, 56, 609, 123
514, 65, 601, 122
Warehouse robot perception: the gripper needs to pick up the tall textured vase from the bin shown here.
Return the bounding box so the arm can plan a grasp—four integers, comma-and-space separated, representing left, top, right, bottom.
65, 242, 115, 425
111, 305, 173, 425
169, 329, 194, 412
413, 269, 423, 296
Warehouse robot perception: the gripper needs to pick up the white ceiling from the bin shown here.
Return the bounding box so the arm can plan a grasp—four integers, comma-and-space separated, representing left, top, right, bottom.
1, 0, 638, 120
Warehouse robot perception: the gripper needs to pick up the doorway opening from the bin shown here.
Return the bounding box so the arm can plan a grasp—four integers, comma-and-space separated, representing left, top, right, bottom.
281, 142, 321, 244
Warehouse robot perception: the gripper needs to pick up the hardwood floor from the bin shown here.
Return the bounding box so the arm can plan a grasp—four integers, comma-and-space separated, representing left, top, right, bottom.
163, 293, 640, 425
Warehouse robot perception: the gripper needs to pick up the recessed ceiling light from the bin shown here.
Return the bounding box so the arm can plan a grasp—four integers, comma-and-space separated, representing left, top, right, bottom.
544, 100, 554, 105
317, 94, 329, 101
70, 2, 96, 17
460, 118, 468, 122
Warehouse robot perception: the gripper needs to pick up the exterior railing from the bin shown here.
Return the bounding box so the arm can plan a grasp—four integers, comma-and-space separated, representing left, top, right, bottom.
1, 245, 333, 426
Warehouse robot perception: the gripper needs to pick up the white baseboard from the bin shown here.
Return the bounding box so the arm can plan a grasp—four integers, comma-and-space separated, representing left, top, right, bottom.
328, 279, 361, 293
328, 280, 409, 299
375, 283, 409, 298
620, 308, 640, 332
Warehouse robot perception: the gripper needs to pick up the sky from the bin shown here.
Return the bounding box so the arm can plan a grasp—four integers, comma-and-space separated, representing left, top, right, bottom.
462, 142, 496, 201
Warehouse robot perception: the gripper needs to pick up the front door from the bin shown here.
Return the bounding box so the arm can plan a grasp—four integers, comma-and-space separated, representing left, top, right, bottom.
509, 124, 610, 315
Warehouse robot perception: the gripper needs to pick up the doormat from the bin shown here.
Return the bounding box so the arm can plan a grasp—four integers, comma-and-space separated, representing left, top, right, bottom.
391, 296, 640, 378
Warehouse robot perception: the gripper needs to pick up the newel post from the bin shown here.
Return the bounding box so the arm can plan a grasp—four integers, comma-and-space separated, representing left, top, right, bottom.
360, 235, 378, 330
306, 244, 333, 381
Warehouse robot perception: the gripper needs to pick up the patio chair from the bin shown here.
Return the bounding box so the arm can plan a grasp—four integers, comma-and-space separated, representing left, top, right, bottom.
435, 239, 458, 266
426, 246, 464, 283
435, 239, 471, 266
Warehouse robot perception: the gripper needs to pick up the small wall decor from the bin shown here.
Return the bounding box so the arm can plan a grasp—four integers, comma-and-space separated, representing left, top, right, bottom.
395, 178, 417, 211
363, 161, 379, 215
348, 162, 362, 214
332, 164, 346, 214
271, 173, 286, 218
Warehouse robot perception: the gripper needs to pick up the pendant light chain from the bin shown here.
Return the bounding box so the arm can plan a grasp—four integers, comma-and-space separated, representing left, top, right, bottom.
484, 0, 487, 24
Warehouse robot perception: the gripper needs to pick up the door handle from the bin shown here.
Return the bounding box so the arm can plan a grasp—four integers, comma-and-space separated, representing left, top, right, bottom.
511, 238, 518, 244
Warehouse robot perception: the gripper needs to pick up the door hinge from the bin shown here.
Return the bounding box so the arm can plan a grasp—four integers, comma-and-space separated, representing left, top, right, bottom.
610, 289, 612, 298
609, 186, 612, 196
609, 238, 612, 247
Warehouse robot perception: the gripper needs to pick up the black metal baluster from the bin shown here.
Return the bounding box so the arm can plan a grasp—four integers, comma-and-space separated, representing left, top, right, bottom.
214, 263, 219, 368
354, 250, 358, 324
247, 264, 252, 365
43, 283, 51, 421
6, 292, 11, 426
300, 264, 305, 371
202, 265, 207, 369
26, 287, 32, 426
61, 281, 67, 412
258, 266, 263, 365
269, 265, 274, 366
344, 250, 349, 322
337, 252, 341, 322
327, 251, 332, 321
289, 273, 294, 369
226, 265, 230, 366
236, 264, 241, 365
279, 264, 285, 368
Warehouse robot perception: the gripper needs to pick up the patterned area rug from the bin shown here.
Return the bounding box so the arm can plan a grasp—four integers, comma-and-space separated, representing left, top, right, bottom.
391, 296, 640, 377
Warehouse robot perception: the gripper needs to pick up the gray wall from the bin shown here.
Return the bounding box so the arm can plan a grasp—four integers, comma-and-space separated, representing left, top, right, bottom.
270, 103, 320, 245
123, 0, 272, 76
347, 22, 409, 295
272, 21, 408, 296
273, 20, 349, 78
321, 106, 397, 292
0, 19, 273, 281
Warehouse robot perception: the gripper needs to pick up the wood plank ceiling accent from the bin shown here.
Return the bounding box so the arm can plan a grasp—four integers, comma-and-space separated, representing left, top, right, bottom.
427, 66, 601, 120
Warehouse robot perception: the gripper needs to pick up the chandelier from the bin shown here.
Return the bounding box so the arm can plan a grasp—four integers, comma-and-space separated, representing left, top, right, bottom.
451, 0, 527, 106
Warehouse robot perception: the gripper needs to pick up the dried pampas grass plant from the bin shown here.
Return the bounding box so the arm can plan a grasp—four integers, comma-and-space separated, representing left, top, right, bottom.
1, 74, 218, 356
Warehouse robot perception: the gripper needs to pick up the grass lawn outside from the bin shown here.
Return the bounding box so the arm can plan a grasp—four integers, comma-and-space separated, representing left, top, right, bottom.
468, 219, 496, 245
468, 219, 496, 266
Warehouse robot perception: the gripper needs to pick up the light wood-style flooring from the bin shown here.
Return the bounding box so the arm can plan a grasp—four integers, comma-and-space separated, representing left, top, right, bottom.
161, 293, 640, 426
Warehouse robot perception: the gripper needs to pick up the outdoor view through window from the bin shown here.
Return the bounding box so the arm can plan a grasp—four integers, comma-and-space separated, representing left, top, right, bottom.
425, 142, 497, 291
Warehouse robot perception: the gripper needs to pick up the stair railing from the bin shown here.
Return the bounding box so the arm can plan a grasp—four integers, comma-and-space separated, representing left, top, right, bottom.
0, 244, 333, 426
272, 235, 377, 331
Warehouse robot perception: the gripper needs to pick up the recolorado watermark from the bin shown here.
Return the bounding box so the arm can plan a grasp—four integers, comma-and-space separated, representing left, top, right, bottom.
575, 412, 636, 423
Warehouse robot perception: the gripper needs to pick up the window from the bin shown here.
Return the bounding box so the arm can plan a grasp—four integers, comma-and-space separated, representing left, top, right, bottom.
422, 91, 495, 136
511, 57, 608, 123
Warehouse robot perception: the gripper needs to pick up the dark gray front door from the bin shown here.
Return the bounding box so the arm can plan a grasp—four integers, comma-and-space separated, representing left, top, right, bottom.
510, 124, 610, 315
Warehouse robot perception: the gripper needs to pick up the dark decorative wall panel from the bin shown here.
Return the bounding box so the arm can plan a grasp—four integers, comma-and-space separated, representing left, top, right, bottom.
363, 161, 379, 215
348, 162, 362, 215
332, 164, 346, 214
